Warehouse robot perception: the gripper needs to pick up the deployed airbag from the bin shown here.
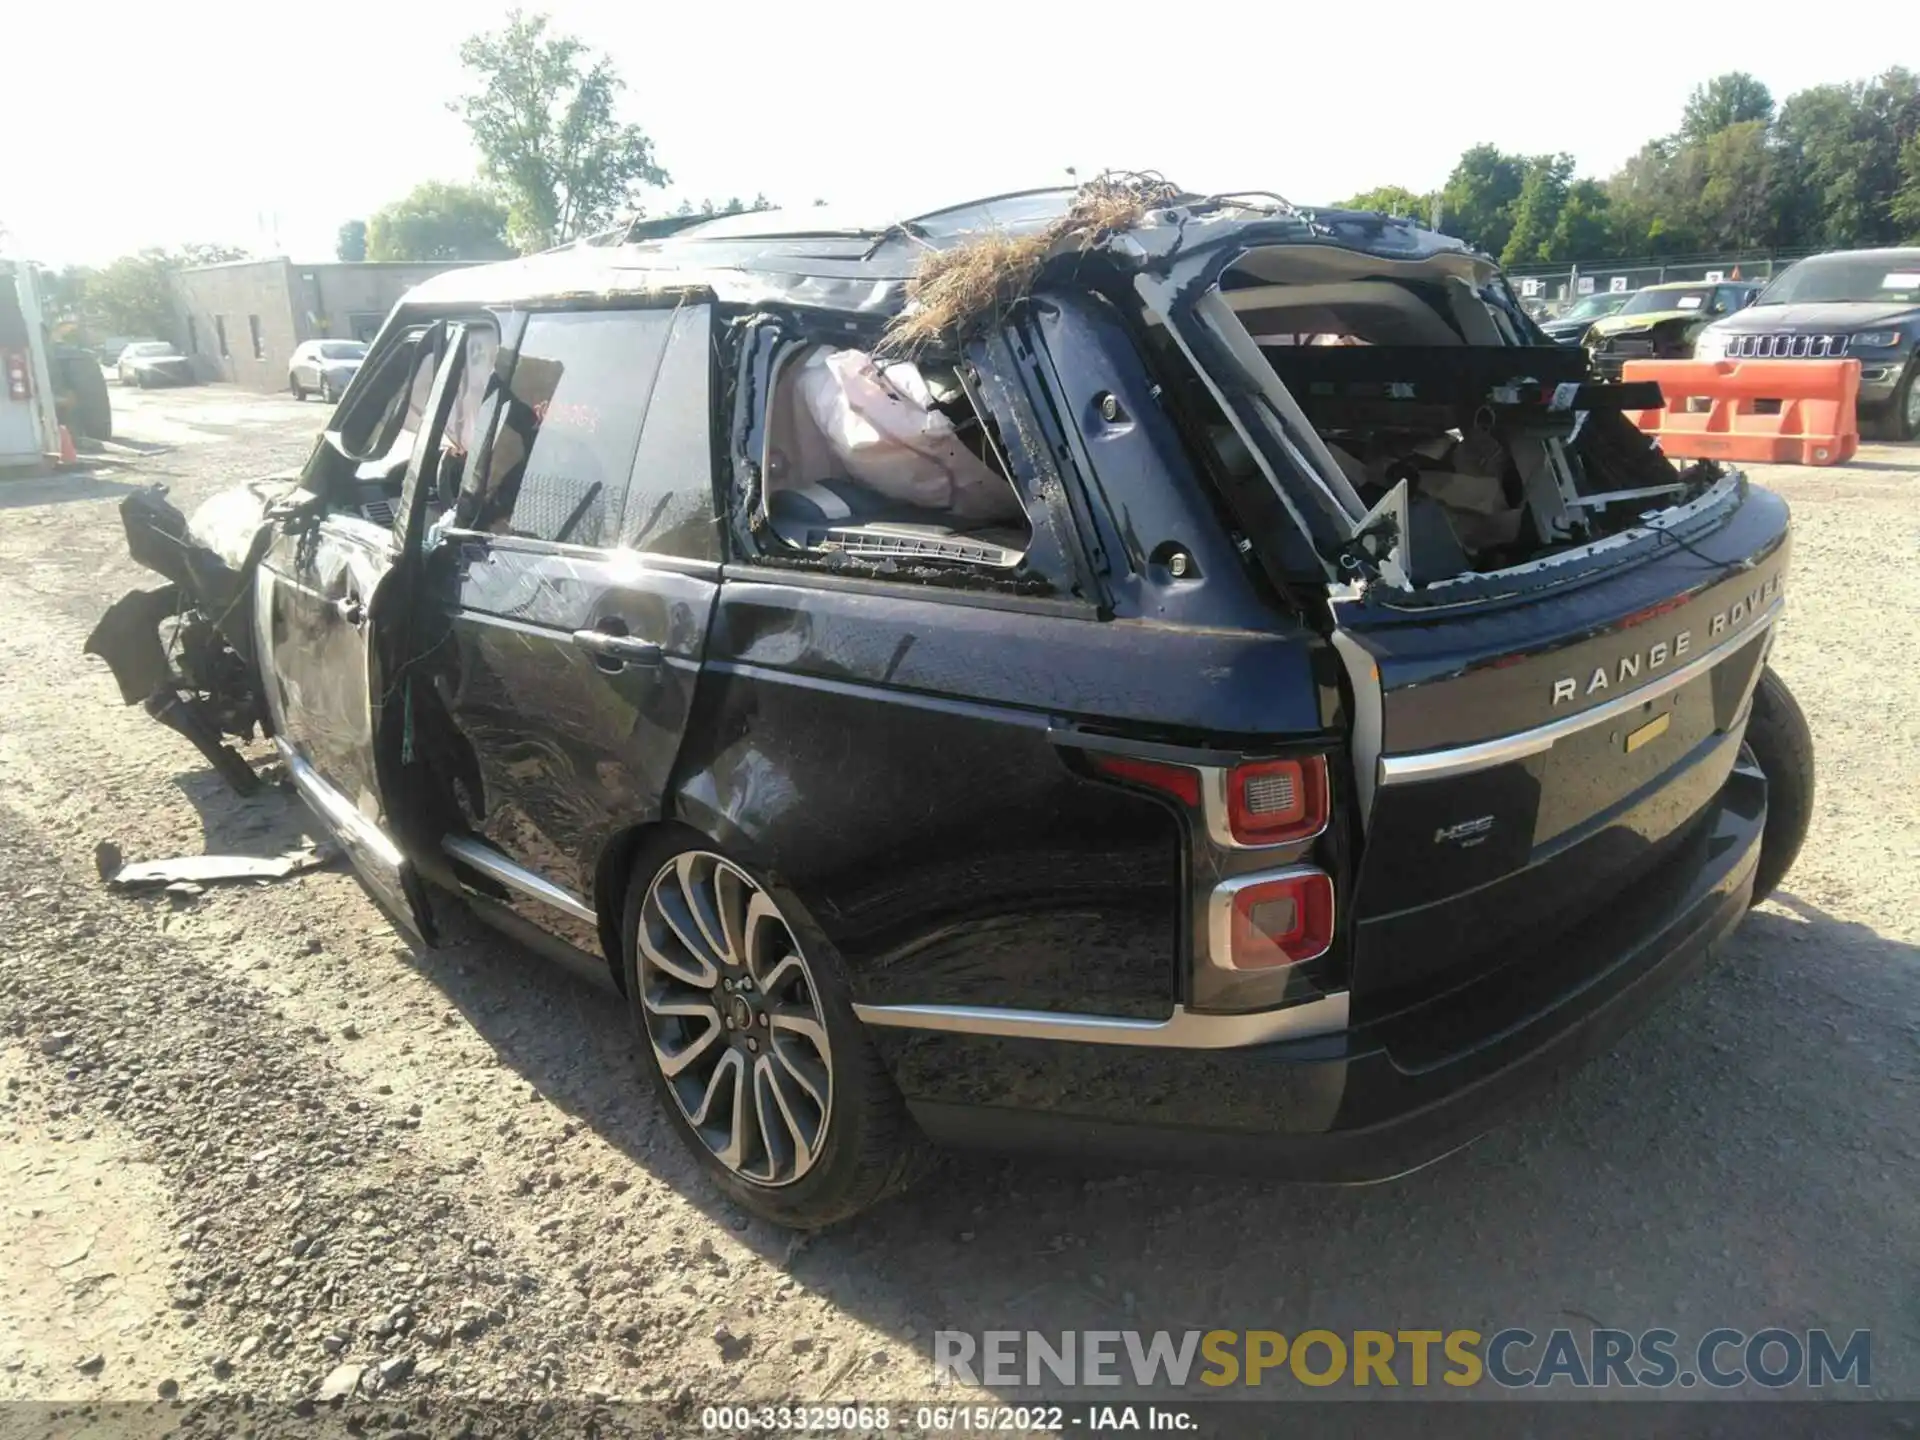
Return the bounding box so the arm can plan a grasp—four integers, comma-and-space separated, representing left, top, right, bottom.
794, 349, 1021, 522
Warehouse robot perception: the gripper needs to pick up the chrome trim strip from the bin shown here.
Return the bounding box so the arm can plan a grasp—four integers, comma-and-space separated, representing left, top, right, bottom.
275, 738, 402, 867
1206, 865, 1335, 972
442, 835, 597, 925
1377, 597, 1783, 786
853, 992, 1350, 1049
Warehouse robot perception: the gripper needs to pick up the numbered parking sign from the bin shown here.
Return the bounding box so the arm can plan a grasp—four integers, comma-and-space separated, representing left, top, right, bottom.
1609, 276, 1629, 293
1520, 278, 1542, 297
1577, 276, 1596, 295
1704, 271, 1725, 283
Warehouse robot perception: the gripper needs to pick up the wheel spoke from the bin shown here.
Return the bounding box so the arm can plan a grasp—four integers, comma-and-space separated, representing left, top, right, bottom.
770, 1007, 828, 1056
677, 853, 732, 966
769, 1034, 829, 1112
716, 1053, 753, 1174
714, 864, 749, 968
687, 1046, 743, 1128
654, 1015, 723, 1078
755, 1055, 813, 1176
642, 988, 720, 1023
741, 890, 787, 976
758, 951, 807, 999
648, 883, 721, 987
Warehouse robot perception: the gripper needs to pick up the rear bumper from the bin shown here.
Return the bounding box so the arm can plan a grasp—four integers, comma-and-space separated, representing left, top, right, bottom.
881, 763, 1763, 1180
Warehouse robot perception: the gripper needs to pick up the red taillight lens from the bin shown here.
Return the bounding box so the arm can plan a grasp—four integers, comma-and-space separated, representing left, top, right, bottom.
1222, 869, 1335, 969
1088, 753, 1201, 808
1225, 756, 1328, 845
4, 352, 29, 402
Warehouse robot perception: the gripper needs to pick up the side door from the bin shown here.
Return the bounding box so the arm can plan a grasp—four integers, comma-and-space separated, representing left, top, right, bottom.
419, 301, 723, 959
254, 320, 470, 943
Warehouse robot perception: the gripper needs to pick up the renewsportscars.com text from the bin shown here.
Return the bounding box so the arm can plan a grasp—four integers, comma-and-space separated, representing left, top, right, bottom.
934, 1328, 1871, 1390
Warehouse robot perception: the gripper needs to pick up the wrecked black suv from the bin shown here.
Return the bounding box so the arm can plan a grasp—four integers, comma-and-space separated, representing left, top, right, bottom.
87, 182, 1814, 1227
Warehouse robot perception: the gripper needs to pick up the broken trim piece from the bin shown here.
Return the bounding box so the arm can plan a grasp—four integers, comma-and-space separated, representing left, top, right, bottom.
441, 835, 597, 925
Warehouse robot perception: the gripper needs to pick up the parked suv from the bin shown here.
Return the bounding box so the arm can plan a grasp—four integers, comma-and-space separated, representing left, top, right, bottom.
85, 188, 1813, 1227
1694, 248, 1920, 440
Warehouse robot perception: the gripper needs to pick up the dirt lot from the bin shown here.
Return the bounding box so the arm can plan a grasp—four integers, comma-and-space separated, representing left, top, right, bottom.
1, 381, 1916, 1425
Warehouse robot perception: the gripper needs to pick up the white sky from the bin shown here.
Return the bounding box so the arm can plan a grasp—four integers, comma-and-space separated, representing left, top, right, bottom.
3, 0, 1913, 267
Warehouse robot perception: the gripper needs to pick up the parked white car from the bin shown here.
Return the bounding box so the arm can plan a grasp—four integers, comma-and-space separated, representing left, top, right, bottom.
288, 340, 368, 404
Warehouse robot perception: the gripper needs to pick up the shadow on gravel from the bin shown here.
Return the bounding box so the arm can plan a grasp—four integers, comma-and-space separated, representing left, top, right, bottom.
170, 765, 323, 857
0, 472, 145, 510
340, 864, 1920, 1390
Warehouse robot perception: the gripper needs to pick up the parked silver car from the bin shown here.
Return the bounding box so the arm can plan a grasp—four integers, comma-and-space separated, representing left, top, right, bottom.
116, 341, 194, 388
288, 339, 368, 404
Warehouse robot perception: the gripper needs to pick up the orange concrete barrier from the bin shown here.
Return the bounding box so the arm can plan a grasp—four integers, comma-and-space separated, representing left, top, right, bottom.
1620, 358, 1860, 467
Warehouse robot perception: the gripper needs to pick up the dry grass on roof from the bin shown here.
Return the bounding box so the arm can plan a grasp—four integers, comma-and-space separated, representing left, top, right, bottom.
881, 172, 1182, 355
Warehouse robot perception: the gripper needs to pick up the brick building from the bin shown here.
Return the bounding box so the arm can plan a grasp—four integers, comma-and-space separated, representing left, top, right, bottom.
168, 259, 472, 392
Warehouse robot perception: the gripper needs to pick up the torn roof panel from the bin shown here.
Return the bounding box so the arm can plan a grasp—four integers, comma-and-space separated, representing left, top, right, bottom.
400, 186, 1495, 319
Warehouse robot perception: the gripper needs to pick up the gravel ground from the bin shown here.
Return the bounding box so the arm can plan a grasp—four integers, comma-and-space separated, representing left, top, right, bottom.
0, 383, 1916, 1431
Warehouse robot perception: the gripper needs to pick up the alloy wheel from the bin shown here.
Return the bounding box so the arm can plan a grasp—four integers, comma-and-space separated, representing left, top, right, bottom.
1905, 373, 1920, 437
636, 852, 833, 1187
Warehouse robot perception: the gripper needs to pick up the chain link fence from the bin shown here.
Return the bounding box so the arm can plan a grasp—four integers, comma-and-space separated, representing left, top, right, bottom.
1505, 251, 1823, 319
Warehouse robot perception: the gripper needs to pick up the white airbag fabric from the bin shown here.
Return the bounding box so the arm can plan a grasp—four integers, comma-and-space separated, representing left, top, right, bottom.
795, 348, 1020, 521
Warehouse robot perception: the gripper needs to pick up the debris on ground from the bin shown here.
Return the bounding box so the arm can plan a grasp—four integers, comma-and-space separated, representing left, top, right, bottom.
105, 844, 335, 890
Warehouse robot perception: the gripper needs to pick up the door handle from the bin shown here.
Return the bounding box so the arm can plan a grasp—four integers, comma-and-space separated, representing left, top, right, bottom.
570, 628, 663, 667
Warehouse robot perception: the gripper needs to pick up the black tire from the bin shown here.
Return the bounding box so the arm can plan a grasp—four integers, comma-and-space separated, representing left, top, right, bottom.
289, 374, 305, 401
1744, 666, 1814, 904
1886, 362, 1919, 444
54, 354, 112, 441
322, 376, 339, 405
621, 828, 932, 1228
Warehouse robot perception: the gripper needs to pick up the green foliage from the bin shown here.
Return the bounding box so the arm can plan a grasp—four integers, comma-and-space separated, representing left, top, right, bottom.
1681, 72, 1774, 140
1440, 145, 1529, 258
1892, 132, 1920, 240
83, 246, 251, 341
366, 183, 514, 263
454, 10, 669, 251
1334, 185, 1434, 220
336, 219, 368, 262
1357, 67, 1920, 264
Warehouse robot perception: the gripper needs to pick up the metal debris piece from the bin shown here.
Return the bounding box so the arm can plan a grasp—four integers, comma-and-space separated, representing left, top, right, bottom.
108, 845, 336, 890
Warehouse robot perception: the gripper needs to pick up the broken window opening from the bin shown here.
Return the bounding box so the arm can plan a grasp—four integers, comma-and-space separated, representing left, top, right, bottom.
1162, 245, 1724, 591
755, 341, 1033, 572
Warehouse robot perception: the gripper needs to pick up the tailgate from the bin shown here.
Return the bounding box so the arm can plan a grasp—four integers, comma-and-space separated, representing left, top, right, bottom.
1332, 484, 1789, 1015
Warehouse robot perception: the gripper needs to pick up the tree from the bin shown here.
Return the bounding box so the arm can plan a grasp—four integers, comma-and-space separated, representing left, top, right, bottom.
366, 182, 514, 262
177, 243, 248, 266
1501, 154, 1574, 266
84, 250, 178, 340
1695, 120, 1782, 251
454, 10, 670, 251
1768, 70, 1918, 248
1439, 145, 1528, 257
336, 219, 368, 262
1334, 185, 1433, 219
1893, 132, 1920, 240
1681, 72, 1775, 140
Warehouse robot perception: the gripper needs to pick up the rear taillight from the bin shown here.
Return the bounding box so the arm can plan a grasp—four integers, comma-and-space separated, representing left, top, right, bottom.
4, 351, 29, 402
1224, 756, 1328, 845
1213, 868, 1335, 970
1087, 753, 1201, 808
